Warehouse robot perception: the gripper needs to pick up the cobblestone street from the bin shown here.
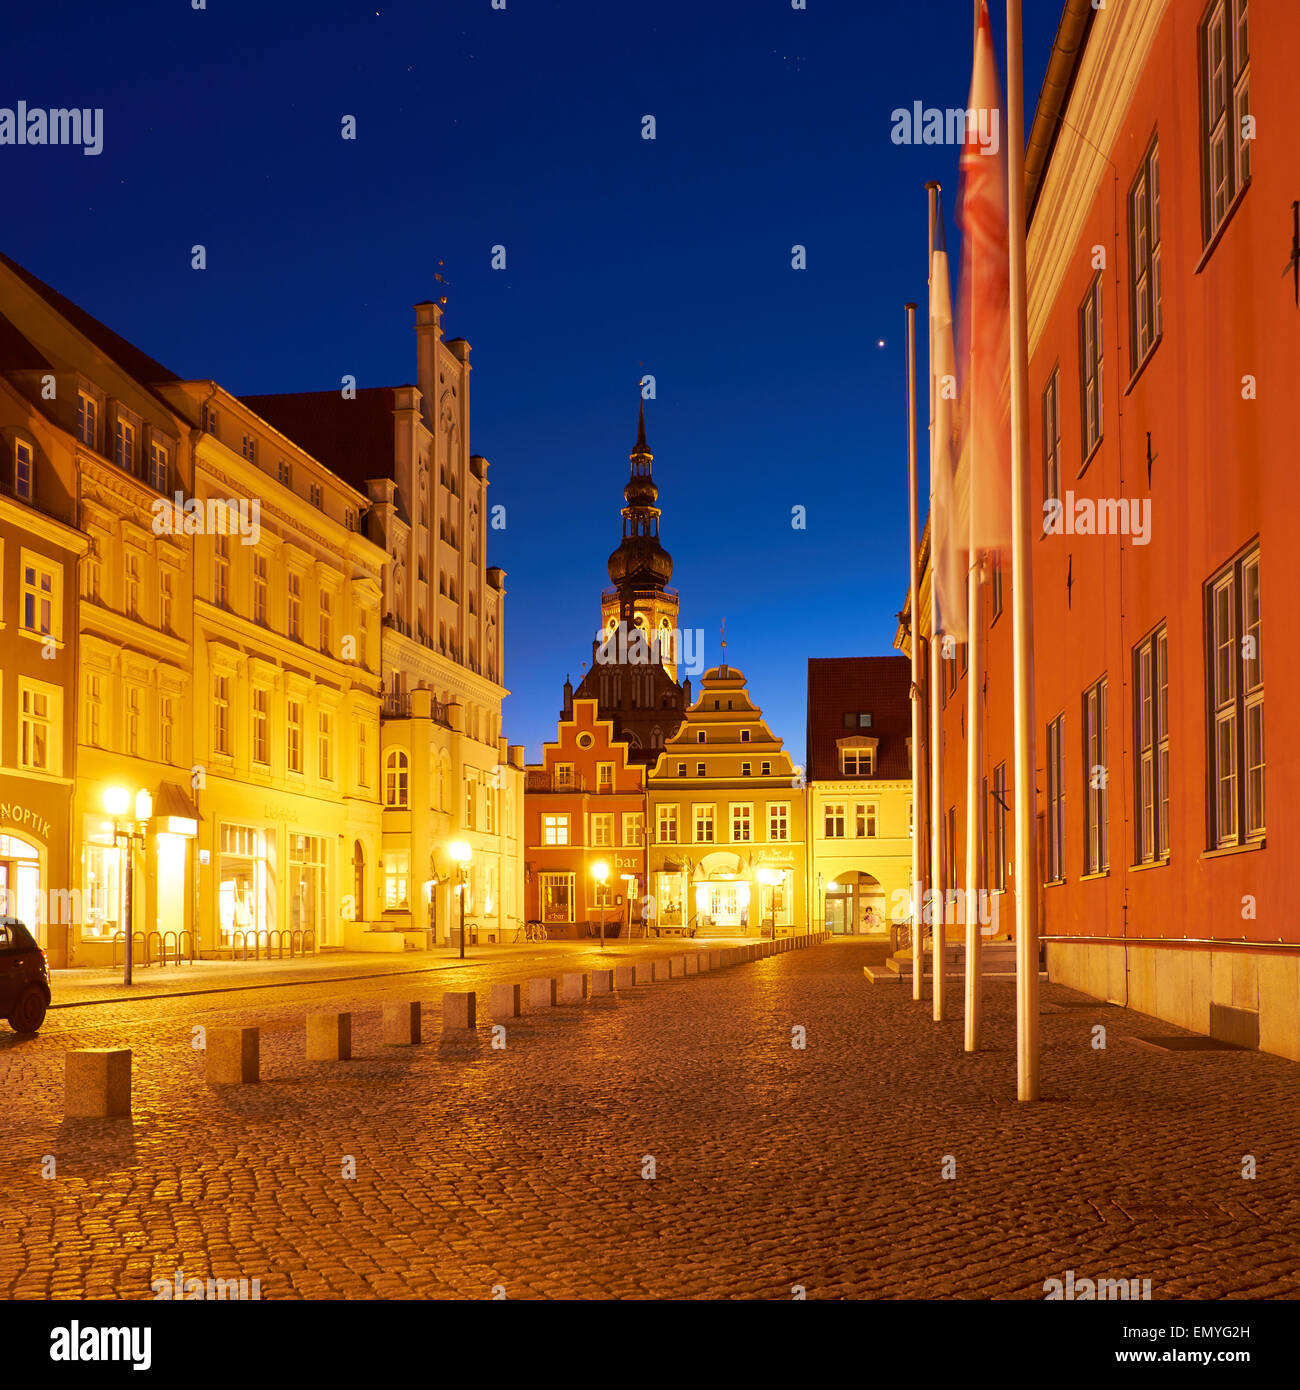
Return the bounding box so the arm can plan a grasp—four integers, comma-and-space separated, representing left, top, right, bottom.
3, 939, 1299, 1300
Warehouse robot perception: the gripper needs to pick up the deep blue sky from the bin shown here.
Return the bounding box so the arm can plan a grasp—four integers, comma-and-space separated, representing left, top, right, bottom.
5, 0, 1057, 765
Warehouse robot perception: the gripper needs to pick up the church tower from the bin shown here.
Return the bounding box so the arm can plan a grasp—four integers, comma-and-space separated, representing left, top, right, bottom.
572, 400, 689, 766
601, 400, 681, 682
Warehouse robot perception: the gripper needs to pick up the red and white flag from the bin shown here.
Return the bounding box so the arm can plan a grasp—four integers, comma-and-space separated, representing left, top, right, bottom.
956, 0, 1012, 556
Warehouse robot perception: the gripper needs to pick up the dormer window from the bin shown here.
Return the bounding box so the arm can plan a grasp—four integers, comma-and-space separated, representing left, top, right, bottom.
838, 736, 878, 777
14, 439, 34, 500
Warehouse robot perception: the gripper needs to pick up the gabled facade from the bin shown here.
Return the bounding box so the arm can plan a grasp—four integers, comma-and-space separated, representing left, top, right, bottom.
524, 698, 646, 939
646, 663, 806, 937
806, 656, 914, 935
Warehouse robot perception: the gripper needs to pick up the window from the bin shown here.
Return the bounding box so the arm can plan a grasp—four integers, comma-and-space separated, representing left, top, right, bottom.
676, 762, 686, 777
288, 571, 302, 639
20, 555, 58, 639
213, 675, 231, 755
1200, 0, 1251, 244
213, 533, 229, 609
623, 812, 644, 846
85, 672, 102, 748
287, 699, 303, 773
385, 749, 409, 807
591, 813, 614, 847
77, 391, 98, 449
539, 871, 575, 924
597, 762, 614, 792
840, 746, 874, 776
277, 459, 291, 486
202, 403, 219, 435
769, 802, 789, 841
241, 434, 256, 463
309, 482, 323, 509
695, 762, 706, 777
856, 803, 877, 837
124, 552, 140, 619
149, 439, 169, 492
159, 569, 174, 633
1207, 546, 1263, 846
153, 695, 171, 764
114, 417, 136, 474
319, 590, 333, 655
252, 688, 269, 765
1040, 369, 1062, 522
554, 762, 574, 789
741, 762, 751, 777
696, 730, 706, 743
824, 803, 846, 838
384, 850, 410, 909
18, 682, 59, 772
253, 554, 268, 625
464, 774, 476, 829
1083, 677, 1109, 874
694, 805, 715, 843
1129, 138, 1163, 365
357, 721, 370, 788
740, 729, 750, 743
318, 710, 333, 781
842, 712, 872, 729
657, 805, 678, 843
14, 439, 33, 500
762, 761, 772, 776
1046, 713, 1066, 881
731, 804, 752, 842
1079, 275, 1103, 461
991, 762, 1008, 891
542, 814, 570, 846
125, 686, 141, 756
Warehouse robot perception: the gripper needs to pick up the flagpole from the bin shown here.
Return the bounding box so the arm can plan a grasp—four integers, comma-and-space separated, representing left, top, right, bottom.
1005, 0, 1040, 1100
926, 179, 946, 1022
964, 541, 984, 1047
906, 301, 924, 1002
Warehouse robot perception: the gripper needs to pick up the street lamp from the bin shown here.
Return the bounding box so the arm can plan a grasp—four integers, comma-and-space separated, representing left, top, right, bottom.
757, 866, 781, 941
591, 860, 609, 950
448, 840, 472, 959
105, 786, 152, 986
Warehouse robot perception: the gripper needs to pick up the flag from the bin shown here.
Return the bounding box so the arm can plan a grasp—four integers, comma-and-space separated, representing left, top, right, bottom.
931, 223, 968, 643
957, 0, 1013, 556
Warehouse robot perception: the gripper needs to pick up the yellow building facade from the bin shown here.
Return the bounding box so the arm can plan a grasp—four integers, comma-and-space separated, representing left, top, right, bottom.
646, 662, 807, 937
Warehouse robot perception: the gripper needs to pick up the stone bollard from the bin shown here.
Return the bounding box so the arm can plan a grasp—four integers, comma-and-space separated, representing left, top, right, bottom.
634, 961, 654, 985
709, 950, 723, 970
684, 954, 700, 975
383, 1001, 422, 1045
206, 1026, 259, 1084
442, 992, 477, 1030
668, 955, 687, 978
490, 983, 523, 1019
65, 1048, 131, 1117
652, 960, 669, 982
529, 977, 558, 1010
590, 969, 615, 995
307, 1012, 351, 1061
559, 972, 589, 1005
614, 965, 637, 990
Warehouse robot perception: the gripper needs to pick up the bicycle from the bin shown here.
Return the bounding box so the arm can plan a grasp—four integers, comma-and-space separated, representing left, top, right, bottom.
525, 920, 548, 943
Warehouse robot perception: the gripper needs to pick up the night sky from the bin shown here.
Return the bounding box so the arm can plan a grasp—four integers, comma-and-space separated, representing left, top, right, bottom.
5, 0, 1057, 765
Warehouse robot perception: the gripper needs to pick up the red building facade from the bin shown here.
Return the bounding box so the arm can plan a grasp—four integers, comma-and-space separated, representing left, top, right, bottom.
523, 699, 647, 939
919, 0, 1299, 1060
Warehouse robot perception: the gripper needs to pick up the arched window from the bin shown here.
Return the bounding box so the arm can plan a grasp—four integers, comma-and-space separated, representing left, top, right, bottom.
384, 749, 409, 807
353, 841, 365, 917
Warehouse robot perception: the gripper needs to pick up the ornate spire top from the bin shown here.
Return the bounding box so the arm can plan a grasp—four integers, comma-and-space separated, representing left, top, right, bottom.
635, 395, 648, 454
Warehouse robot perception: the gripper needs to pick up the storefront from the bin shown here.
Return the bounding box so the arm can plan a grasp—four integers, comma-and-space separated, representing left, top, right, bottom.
0, 784, 71, 966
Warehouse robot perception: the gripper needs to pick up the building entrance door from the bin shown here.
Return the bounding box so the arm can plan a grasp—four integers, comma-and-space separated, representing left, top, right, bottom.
0, 835, 43, 945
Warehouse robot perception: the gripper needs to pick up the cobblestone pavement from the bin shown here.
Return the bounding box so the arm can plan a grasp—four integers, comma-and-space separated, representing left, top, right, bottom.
2, 939, 1299, 1300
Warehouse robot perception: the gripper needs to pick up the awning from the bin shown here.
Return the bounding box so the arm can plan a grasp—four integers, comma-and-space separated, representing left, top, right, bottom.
154, 781, 201, 836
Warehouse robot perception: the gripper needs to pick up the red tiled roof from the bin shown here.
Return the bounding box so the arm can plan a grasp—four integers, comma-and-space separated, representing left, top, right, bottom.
806, 655, 912, 782
241, 388, 398, 493
0, 252, 179, 387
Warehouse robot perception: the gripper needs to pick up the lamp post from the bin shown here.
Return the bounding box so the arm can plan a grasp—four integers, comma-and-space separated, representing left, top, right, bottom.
105, 786, 152, 986
591, 860, 609, 950
757, 866, 780, 940
448, 841, 472, 959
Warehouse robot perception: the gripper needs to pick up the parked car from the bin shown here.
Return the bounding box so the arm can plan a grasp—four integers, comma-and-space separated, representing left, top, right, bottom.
0, 918, 50, 1033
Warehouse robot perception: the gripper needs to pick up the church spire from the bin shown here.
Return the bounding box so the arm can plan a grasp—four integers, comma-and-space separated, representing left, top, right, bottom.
634, 395, 648, 455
